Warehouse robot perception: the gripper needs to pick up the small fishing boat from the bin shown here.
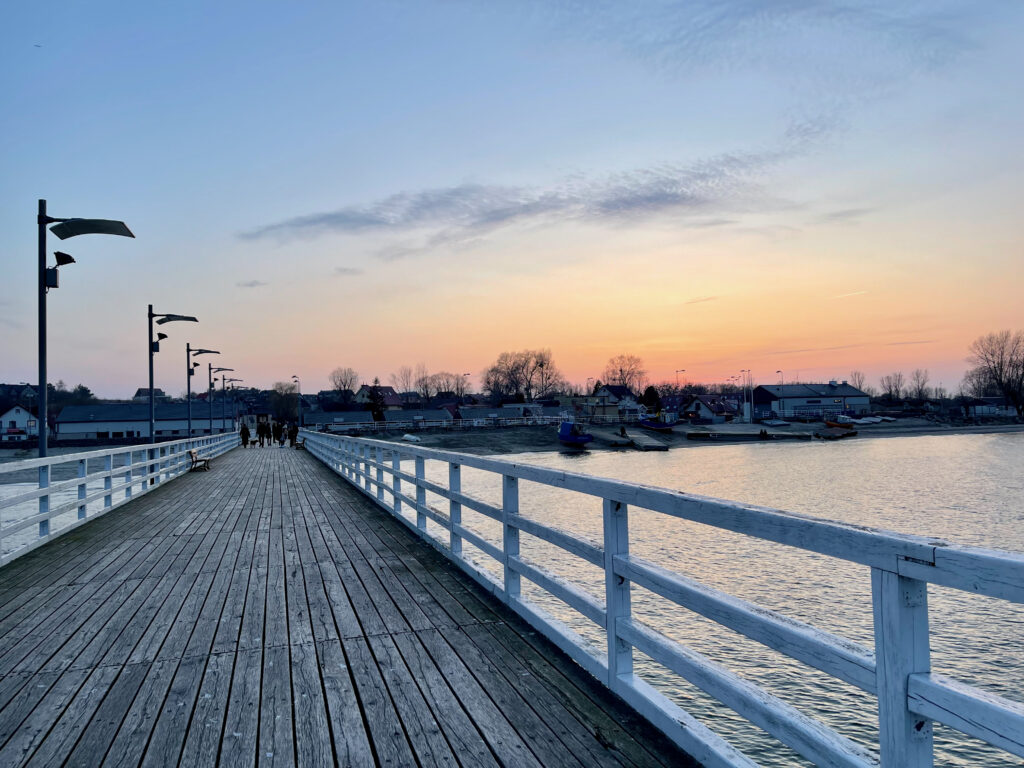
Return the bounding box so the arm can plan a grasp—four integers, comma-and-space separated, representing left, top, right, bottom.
558, 421, 594, 448
815, 427, 858, 440
824, 421, 855, 430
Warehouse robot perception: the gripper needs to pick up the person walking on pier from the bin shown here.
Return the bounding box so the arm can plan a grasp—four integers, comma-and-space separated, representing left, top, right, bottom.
272, 420, 283, 446
240, 422, 250, 448
257, 421, 267, 447
288, 422, 298, 447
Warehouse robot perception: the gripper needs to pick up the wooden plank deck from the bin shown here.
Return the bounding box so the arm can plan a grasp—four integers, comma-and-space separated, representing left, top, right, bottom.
0, 446, 697, 767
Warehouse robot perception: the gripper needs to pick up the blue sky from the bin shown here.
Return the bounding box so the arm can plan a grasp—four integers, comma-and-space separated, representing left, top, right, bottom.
2, 1, 1022, 396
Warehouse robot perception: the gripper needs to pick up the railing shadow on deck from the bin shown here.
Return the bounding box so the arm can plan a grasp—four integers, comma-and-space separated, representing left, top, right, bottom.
0, 433, 238, 566
302, 429, 1024, 768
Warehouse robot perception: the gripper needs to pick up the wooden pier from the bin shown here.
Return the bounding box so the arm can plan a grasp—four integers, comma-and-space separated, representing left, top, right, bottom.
0, 447, 692, 767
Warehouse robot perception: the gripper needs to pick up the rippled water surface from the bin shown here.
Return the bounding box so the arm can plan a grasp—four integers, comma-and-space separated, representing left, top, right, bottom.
416, 432, 1024, 767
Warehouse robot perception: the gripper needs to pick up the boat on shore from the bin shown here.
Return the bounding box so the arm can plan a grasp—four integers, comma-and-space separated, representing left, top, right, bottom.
815, 427, 858, 440
639, 418, 679, 433
557, 421, 594, 449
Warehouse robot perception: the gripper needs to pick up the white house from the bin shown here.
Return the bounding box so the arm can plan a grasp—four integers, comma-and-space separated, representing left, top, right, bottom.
1, 406, 38, 442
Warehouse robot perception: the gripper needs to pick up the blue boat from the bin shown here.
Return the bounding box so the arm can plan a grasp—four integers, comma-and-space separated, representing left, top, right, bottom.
638, 418, 679, 433
558, 421, 593, 448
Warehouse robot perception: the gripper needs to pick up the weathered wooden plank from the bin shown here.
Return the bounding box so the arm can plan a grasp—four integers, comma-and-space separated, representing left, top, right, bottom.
64, 661, 151, 767
221, 648, 262, 768
290, 641, 334, 767
367, 633, 458, 766
139, 653, 209, 767
416, 627, 545, 768
100, 658, 179, 767
342, 636, 416, 766
315, 639, 374, 766
179, 651, 236, 766
259, 643, 294, 767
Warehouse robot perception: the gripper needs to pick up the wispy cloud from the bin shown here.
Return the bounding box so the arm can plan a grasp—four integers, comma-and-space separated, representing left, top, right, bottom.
817, 208, 875, 224
240, 121, 824, 252
831, 290, 869, 299
885, 339, 935, 346
334, 267, 363, 276
236, 279, 268, 288
684, 296, 719, 305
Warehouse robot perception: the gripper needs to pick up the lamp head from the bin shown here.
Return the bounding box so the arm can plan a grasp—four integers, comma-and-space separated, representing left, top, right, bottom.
155, 314, 198, 325
49, 218, 134, 240
191, 348, 220, 356
54, 251, 75, 266
157, 333, 168, 341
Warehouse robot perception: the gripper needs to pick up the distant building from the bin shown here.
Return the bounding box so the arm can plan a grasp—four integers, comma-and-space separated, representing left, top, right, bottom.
1, 405, 38, 441
56, 403, 238, 440
0, 383, 37, 412
132, 388, 169, 402
382, 409, 453, 425
681, 395, 739, 423
353, 384, 403, 410
753, 381, 871, 418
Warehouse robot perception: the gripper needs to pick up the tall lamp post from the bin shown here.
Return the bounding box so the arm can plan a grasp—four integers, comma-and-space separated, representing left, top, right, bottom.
291, 375, 302, 428
37, 200, 134, 456
149, 308, 197, 441
187, 346, 219, 437
675, 369, 686, 387
776, 370, 784, 386
224, 378, 243, 431
211, 367, 233, 433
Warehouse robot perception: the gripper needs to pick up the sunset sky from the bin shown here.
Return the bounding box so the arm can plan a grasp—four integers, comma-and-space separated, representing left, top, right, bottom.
2, 1, 1022, 398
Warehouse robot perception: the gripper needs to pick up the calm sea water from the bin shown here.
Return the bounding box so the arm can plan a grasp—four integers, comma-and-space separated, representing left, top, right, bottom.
414, 432, 1024, 767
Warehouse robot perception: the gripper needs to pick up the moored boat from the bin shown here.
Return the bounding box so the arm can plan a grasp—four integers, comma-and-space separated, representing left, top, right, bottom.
558, 421, 594, 448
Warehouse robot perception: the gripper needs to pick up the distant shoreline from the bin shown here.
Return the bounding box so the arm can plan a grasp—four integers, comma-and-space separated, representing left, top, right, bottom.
2, 421, 1020, 463
369, 419, 1024, 456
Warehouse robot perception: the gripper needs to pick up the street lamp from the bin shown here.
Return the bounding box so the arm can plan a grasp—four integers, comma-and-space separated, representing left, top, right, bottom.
675, 369, 686, 387
211, 367, 233, 433
224, 378, 243, 431
291, 375, 302, 428
149, 307, 198, 442
776, 370, 784, 386
187, 346, 219, 438
37, 199, 134, 456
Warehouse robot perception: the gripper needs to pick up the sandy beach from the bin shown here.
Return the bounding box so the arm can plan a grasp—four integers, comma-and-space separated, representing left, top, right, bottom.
369, 418, 1024, 456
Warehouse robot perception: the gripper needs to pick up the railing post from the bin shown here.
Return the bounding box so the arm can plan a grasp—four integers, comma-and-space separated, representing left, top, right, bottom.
502, 474, 520, 600
449, 462, 462, 557
362, 446, 371, 492
104, 453, 113, 508
872, 568, 933, 767
77, 459, 87, 520
124, 451, 133, 499
376, 446, 384, 501
392, 451, 402, 516
38, 465, 50, 538
603, 498, 633, 686
415, 456, 426, 531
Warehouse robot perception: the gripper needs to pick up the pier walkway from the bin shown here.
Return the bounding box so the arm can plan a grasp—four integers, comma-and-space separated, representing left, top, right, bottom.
0, 446, 691, 767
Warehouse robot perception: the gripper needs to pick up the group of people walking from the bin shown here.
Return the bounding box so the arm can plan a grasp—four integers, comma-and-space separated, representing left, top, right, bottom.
239, 419, 299, 448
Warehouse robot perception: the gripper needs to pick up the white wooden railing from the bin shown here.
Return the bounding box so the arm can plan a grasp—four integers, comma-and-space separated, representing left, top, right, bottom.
0, 433, 238, 565
303, 430, 1024, 768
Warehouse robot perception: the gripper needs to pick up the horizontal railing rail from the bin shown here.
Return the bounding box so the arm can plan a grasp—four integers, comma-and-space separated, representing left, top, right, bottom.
310, 412, 645, 434
0, 432, 239, 565
303, 429, 1024, 768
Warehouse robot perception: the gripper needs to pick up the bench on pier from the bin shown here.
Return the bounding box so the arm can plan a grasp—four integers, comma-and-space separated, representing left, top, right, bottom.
188, 449, 212, 472
295, 438, 306, 450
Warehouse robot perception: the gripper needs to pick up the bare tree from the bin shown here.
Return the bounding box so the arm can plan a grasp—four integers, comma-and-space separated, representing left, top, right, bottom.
602, 354, 647, 394
879, 371, 905, 401
910, 368, 931, 400
414, 363, 436, 401
432, 371, 461, 396
329, 367, 359, 394
966, 330, 1024, 416
270, 381, 298, 421
389, 366, 415, 400
481, 349, 566, 402
848, 370, 866, 391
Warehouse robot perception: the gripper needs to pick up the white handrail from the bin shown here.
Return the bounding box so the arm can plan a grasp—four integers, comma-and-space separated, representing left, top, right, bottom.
302, 429, 1024, 767
0, 433, 239, 565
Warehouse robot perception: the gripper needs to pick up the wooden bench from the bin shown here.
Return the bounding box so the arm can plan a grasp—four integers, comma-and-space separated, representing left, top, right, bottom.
188, 449, 212, 472
295, 438, 306, 450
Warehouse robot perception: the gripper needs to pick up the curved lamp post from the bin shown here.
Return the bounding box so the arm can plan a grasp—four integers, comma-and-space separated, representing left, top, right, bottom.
224, 378, 243, 431
149, 308, 198, 441
37, 199, 134, 456
187, 346, 219, 437
291, 376, 302, 428
211, 367, 233, 433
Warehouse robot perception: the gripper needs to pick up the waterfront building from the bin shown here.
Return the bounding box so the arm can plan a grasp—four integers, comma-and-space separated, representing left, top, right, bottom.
753, 381, 871, 419
55, 403, 238, 439
1, 405, 38, 441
